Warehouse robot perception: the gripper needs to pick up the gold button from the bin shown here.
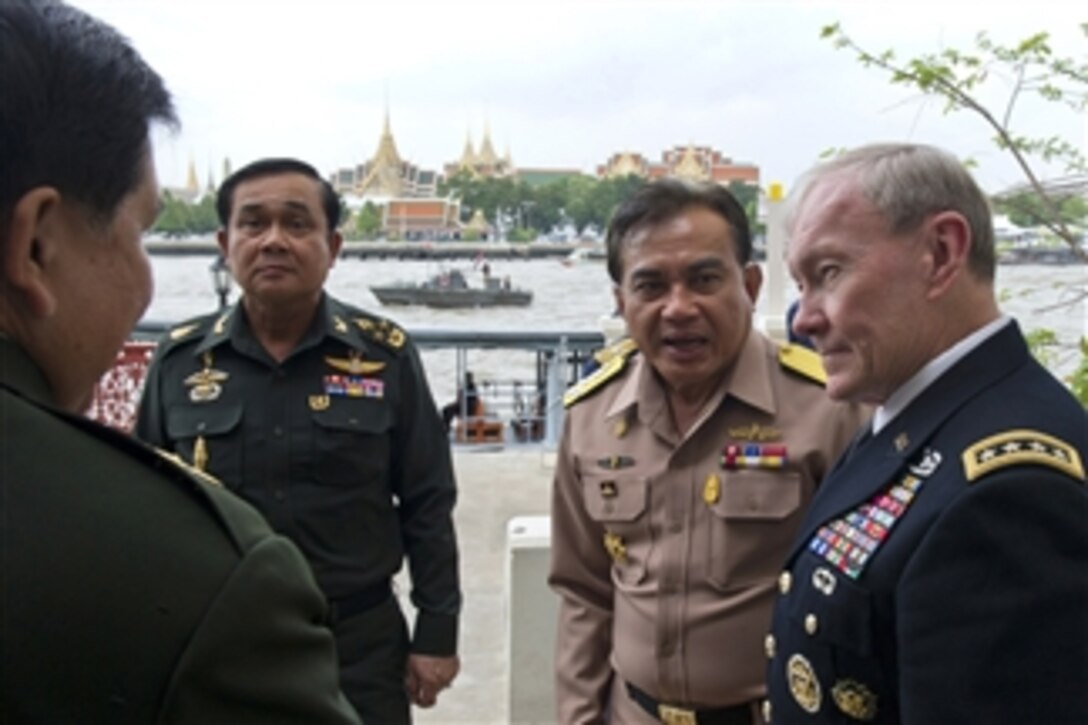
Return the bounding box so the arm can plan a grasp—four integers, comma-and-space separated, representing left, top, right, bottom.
764, 633, 776, 659
762, 699, 772, 722
805, 613, 818, 635
778, 571, 792, 594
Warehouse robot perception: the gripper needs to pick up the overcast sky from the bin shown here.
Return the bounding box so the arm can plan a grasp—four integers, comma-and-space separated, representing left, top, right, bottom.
70, 0, 1086, 195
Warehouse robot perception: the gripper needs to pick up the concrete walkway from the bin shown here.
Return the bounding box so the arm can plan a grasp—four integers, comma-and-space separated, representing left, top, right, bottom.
395, 445, 557, 724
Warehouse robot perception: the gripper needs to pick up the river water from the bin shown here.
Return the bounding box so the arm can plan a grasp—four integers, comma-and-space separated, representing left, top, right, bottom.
146, 255, 1086, 404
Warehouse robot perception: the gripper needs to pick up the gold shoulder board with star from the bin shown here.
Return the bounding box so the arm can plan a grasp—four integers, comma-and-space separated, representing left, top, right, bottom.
963, 429, 1085, 483
564, 341, 638, 408
354, 316, 406, 352
778, 343, 827, 386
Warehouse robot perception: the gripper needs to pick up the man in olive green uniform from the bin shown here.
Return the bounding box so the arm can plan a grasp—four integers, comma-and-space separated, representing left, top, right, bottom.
1, 3, 358, 722
549, 180, 867, 724
135, 158, 462, 723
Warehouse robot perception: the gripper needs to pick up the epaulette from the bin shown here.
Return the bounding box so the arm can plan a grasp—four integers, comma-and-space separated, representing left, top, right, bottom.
153, 447, 224, 488
353, 313, 406, 352
778, 343, 826, 386
962, 429, 1085, 483
155, 313, 218, 353
564, 341, 639, 408
592, 337, 639, 365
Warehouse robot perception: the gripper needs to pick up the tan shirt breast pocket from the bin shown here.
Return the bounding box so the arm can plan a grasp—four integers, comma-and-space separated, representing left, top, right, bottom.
705, 470, 802, 590
581, 474, 651, 586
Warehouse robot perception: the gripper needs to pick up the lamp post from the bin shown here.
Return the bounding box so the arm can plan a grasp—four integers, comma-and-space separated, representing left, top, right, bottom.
209, 255, 231, 310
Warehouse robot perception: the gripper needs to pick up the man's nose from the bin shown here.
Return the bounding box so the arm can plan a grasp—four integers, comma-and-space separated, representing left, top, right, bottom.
258, 222, 288, 250
662, 283, 698, 318
791, 296, 821, 339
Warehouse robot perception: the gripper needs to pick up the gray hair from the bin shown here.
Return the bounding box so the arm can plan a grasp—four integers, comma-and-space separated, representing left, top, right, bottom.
785, 143, 995, 280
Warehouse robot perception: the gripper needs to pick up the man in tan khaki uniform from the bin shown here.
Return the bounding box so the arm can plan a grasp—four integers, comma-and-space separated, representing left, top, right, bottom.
549, 179, 867, 724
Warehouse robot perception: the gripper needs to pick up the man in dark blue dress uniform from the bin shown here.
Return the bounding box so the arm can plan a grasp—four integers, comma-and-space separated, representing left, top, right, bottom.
764, 143, 1086, 724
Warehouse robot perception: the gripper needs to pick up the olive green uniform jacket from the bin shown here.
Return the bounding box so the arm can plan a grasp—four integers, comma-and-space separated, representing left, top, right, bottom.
134, 295, 461, 656
0, 337, 360, 723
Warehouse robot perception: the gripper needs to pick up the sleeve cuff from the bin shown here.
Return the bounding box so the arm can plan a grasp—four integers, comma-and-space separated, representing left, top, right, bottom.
410, 611, 458, 655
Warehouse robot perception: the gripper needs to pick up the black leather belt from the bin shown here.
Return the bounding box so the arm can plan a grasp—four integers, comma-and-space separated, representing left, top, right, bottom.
626, 682, 755, 725
327, 581, 392, 624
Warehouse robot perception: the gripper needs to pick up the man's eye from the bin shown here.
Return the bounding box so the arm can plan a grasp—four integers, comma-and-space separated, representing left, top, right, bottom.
817, 264, 840, 283
238, 217, 262, 229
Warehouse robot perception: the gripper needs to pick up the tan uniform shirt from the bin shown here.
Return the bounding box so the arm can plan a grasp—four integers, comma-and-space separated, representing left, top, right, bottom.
549, 328, 867, 723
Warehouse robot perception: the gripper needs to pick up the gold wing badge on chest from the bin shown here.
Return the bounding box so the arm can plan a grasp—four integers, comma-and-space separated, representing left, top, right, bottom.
322, 350, 386, 403
184, 351, 229, 403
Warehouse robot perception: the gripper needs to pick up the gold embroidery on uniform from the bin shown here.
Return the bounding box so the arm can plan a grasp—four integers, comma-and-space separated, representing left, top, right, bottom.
386, 327, 406, 349
894, 432, 909, 452
192, 435, 208, 471
787, 653, 821, 713
613, 417, 628, 438
169, 323, 198, 340
309, 395, 331, 411
324, 350, 385, 375
212, 312, 230, 335
333, 315, 349, 334
962, 429, 1085, 482
831, 679, 878, 721
184, 351, 228, 403
599, 480, 617, 498
603, 531, 626, 562
703, 473, 721, 504
727, 423, 783, 441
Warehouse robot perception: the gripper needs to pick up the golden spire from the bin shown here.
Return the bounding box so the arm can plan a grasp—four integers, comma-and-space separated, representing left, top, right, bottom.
459, 130, 477, 170
673, 143, 708, 181
477, 120, 498, 167
185, 156, 199, 195
222, 157, 232, 181
357, 106, 404, 197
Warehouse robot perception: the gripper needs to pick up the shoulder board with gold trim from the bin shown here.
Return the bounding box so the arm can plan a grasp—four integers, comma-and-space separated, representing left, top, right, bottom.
354, 315, 406, 352
169, 323, 200, 341
778, 343, 826, 386
564, 342, 638, 408
593, 336, 639, 365
156, 313, 217, 354
154, 447, 224, 488
962, 429, 1085, 483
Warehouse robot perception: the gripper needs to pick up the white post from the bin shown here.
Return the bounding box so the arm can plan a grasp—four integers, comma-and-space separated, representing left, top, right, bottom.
763, 182, 789, 342
506, 516, 557, 724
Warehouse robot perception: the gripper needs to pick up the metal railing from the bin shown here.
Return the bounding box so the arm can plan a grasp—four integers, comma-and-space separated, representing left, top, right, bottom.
93, 323, 605, 446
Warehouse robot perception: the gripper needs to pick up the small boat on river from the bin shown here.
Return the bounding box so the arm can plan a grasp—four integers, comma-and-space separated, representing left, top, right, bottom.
370, 268, 533, 308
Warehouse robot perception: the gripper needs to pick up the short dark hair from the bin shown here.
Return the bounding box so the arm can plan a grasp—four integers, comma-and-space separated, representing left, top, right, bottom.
605, 179, 753, 283
216, 158, 342, 232
0, 0, 176, 232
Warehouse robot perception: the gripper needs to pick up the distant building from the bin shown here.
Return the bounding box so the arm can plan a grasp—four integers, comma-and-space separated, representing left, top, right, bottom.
597, 144, 759, 186
330, 110, 439, 200
443, 123, 515, 180
383, 197, 463, 240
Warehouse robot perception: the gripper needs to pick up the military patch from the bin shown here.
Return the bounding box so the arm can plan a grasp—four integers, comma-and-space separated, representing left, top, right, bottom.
613, 417, 629, 438
333, 315, 349, 334
184, 354, 229, 404
778, 343, 827, 385
963, 429, 1085, 482
721, 443, 787, 470
812, 566, 836, 596
212, 311, 231, 335
324, 352, 385, 375
787, 654, 821, 713
354, 316, 406, 351
597, 455, 634, 470
324, 375, 384, 399
831, 679, 877, 721
599, 480, 617, 498
309, 395, 330, 411
563, 342, 638, 408
808, 448, 938, 579
727, 423, 782, 441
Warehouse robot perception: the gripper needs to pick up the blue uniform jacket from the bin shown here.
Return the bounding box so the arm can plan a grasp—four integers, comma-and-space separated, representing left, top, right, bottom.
766, 321, 1087, 724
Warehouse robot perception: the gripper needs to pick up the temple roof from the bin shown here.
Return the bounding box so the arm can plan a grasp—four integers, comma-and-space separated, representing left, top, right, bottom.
459, 131, 477, 169
358, 109, 405, 197
477, 122, 498, 166
185, 158, 199, 194
673, 144, 709, 181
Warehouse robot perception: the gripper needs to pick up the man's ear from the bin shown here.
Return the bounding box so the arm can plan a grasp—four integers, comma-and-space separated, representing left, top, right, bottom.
923, 211, 971, 300
743, 262, 763, 305
216, 227, 230, 258
328, 230, 343, 267
3, 187, 63, 318
612, 284, 626, 317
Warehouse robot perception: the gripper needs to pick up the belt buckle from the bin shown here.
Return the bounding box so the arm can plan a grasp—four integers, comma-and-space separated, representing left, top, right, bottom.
658, 704, 697, 725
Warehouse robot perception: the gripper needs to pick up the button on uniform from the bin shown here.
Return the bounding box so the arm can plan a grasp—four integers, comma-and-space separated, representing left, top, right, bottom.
805, 614, 819, 636
765, 634, 776, 659
779, 571, 792, 595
